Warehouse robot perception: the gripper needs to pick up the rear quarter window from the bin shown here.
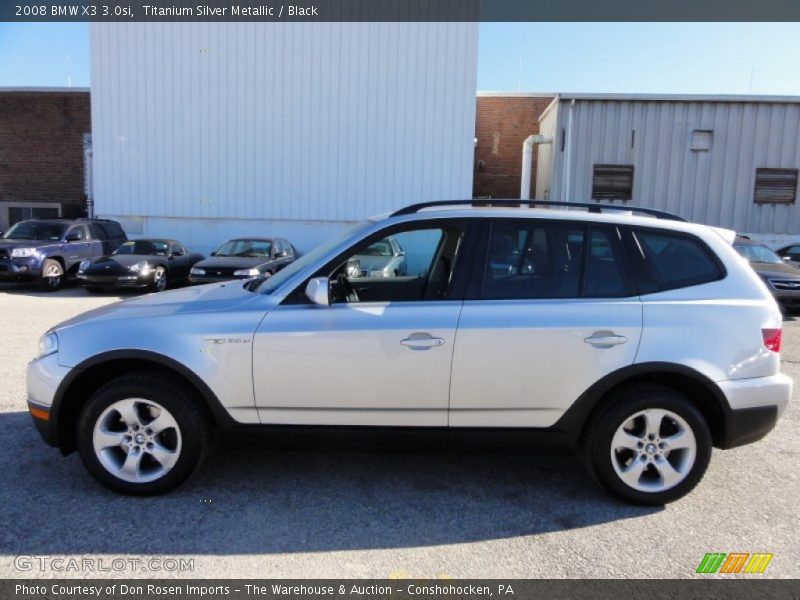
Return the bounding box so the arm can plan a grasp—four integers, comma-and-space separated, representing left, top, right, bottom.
98, 222, 126, 239
632, 228, 725, 293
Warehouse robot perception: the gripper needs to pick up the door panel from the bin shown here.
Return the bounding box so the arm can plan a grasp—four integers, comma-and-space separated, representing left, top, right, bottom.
253, 301, 462, 426
449, 299, 642, 427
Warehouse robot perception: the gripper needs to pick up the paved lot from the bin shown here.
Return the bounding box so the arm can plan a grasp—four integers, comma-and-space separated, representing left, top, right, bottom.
0, 282, 798, 579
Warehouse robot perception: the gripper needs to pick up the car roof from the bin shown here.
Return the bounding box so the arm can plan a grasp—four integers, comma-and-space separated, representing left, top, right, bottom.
228, 237, 274, 242
124, 238, 178, 244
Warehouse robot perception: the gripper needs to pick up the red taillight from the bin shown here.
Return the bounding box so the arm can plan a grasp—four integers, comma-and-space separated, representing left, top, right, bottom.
762, 328, 782, 353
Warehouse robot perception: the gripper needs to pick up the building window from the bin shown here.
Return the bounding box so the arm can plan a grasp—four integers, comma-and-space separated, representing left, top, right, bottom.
754, 168, 798, 204
592, 164, 634, 201
690, 130, 713, 152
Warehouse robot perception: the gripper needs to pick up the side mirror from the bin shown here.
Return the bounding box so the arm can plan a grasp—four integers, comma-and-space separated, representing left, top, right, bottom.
65, 232, 81, 242
305, 277, 330, 306
783, 256, 792, 262
171, 251, 184, 257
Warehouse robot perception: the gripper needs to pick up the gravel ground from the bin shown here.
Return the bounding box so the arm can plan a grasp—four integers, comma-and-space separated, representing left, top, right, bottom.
0, 282, 798, 579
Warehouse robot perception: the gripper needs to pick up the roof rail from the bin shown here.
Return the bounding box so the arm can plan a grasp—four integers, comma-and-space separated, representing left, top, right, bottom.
390, 199, 687, 222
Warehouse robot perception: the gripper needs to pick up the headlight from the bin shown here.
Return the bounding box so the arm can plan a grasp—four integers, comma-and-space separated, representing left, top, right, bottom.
190, 267, 205, 275
128, 260, 152, 274
233, 268, 261, 277
37, 331, 58, 359
11, 247, 37, 258
78, 259, 91, 272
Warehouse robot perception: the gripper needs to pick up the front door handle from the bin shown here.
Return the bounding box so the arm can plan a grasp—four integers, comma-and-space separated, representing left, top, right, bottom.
584, 331, 627, 348
400, 333, 445, 350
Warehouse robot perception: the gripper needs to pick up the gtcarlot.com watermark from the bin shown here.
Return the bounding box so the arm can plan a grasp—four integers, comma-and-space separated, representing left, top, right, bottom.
14, 555, 194, 573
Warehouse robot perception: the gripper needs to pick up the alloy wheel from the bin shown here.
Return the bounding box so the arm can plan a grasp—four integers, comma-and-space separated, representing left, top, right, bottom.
154, 267, 167, 292
609, 408, 697, 493
92, 398, 182, 483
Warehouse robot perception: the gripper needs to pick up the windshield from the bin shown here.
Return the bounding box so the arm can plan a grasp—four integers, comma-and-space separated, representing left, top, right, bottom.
255, 220, 375, 294
113, 240, 169, 256
734, 243, 783, 264
3, 221, 66, 241
215, 239, 272, 258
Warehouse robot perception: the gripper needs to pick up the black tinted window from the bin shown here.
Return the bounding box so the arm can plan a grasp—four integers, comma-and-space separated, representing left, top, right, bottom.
585, 228, 629, 298
634, 229, 723, 293
482, 222, 584, 299
98, 221, 125, 239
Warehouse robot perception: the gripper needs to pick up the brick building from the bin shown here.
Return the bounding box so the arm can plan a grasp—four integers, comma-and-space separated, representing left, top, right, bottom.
473, 92, 554, 199
0, 88, 91, 231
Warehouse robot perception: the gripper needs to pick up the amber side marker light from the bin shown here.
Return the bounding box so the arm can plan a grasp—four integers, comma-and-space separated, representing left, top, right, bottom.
29, 406, 50, 421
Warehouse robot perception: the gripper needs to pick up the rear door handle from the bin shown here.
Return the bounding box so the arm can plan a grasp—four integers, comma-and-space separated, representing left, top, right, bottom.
400, 333, 445, 350
584, 331, 627, 348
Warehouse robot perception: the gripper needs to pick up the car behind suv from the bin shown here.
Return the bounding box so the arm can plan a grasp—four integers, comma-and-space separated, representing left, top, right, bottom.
26, 201, 791, 504
0, 218, 127, 290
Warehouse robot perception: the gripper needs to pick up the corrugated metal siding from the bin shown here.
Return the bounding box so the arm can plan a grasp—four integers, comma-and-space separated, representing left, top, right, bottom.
90, 23, 478, 222
546, 98, 800, 234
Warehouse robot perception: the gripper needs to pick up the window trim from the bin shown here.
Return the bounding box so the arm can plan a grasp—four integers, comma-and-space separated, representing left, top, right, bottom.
623, 226, 727, 295
468, 218, 637, 302
280, 218, 480, 305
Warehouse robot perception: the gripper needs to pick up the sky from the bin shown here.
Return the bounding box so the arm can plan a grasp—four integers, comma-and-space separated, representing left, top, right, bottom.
1, 22, 799, 95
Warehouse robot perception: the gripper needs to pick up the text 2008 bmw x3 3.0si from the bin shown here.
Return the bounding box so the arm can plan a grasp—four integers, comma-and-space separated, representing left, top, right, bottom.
26, 201, 792, 504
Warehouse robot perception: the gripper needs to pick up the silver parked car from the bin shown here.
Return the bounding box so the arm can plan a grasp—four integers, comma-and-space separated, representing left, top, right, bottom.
27, 201, 791, 503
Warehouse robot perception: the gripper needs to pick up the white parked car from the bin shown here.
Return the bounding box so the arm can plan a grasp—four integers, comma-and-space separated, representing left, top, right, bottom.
27, 201, 791, 504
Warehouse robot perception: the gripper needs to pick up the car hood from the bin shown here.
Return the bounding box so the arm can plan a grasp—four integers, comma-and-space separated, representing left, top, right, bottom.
352, 255, 394, 271
52, 281, 264, 331
749, 261, 800, 279
88, 254, 164, 268
0, 238, 59, 249
194, 256, 272, 269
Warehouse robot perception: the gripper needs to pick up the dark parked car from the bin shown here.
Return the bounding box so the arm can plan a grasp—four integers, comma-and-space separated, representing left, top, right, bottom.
734, 236, 800, 310
190, 237, 297, 284
775, 243, 800, 267
0, 218, 127, 291
77, 239, 204, 293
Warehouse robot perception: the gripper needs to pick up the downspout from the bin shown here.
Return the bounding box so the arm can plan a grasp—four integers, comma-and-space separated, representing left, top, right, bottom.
562, 99, 575, 202
520, 134, 553, 200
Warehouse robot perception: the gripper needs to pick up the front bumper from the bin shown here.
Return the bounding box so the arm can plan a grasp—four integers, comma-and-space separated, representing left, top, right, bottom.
190, 274, 250, 284
0, 258, 41, 280
26, 353, 73, 447
77, 273, 153, 288
717, 373, 792, 448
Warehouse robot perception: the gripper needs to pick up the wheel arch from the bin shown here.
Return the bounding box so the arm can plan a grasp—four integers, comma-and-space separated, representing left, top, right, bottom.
51, 350, 233, 454
555, 362, 730, 449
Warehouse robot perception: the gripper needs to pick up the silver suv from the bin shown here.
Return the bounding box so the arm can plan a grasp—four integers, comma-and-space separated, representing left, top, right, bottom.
27, 201, 792, 504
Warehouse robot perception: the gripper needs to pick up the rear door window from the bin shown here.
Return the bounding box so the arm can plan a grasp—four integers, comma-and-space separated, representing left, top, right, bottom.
482, 221, 585, 299
632, 229, 724, 293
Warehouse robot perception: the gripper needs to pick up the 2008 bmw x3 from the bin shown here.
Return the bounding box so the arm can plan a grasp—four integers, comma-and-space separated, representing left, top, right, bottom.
27, 201, 792, 504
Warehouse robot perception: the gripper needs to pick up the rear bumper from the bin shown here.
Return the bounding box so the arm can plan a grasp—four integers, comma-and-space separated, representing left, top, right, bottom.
717, 373, 792, 449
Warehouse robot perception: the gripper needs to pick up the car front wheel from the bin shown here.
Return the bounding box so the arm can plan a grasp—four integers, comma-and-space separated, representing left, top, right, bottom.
76, 373, 211, 495
582, 385, 712, 505
37, 258, 64, 291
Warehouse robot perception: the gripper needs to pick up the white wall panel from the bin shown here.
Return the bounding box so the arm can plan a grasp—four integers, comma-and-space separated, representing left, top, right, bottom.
543, 97, 800, 235
90, 22, 478, 248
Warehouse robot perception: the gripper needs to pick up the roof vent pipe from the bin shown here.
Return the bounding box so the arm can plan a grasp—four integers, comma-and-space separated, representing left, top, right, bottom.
520, 134, 552, 200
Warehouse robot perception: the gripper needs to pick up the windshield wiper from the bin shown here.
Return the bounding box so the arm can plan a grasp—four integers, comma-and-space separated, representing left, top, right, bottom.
243, 275, 269, 292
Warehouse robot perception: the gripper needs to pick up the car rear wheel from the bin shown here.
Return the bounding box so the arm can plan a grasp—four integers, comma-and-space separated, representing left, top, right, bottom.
582, 384, 712, 505
76, 373, 211, 495
37, 258, 64, 291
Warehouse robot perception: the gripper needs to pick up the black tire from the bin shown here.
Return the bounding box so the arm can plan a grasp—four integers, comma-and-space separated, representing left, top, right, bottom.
151, 266, 168, 292
582, 384, 712, 505
37, 258, 64, 291
76, 373, 212, 495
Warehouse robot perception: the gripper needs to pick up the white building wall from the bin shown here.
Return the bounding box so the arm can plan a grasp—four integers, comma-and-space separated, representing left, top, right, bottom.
90, 23, 479, 253
541, 96, 800, 244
